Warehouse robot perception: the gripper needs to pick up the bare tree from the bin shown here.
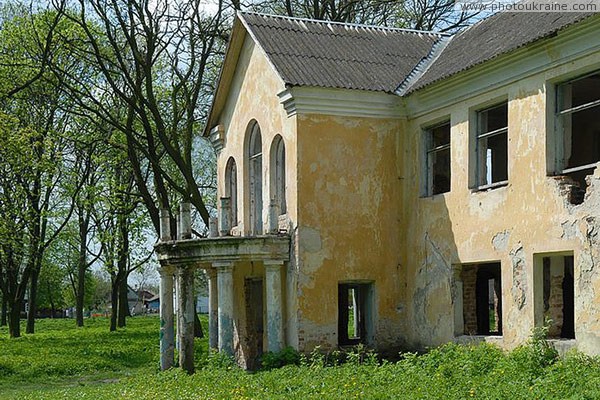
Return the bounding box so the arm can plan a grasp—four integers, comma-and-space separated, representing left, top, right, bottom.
242, 0, 477, 31
49, 0, 223, 236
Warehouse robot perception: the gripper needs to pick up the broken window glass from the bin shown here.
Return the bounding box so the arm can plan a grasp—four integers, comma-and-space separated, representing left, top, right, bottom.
425, 121, 451, 195
476, 103, 508, 189
556, 72, 600, 201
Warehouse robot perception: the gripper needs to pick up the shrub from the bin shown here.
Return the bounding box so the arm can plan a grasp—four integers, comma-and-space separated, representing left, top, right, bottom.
261, 346, 301, 370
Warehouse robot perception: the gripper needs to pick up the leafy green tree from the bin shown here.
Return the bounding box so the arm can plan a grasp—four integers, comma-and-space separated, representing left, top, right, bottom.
0, 6, 90, 336
37, 257, 68, 317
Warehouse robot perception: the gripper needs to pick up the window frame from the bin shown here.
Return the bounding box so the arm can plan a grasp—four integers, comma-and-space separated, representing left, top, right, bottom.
225, 157, 238, 229
473, 102, 509, 191
423, 120, 452, 197
554, 71, 600, 176
270, 135, 287, 216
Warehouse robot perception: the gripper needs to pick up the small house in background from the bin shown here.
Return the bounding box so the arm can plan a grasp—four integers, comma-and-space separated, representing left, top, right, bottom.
146, 295, 160, 313
107, 286, 157, 315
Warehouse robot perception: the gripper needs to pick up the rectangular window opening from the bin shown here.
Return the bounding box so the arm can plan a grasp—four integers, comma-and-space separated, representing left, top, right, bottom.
475, 103, 508, 189
555, 72, 600, 204
338, 283, 372, 345
537, 254, 575, 339
460, 262, 502, 336
425, 121, 451, 196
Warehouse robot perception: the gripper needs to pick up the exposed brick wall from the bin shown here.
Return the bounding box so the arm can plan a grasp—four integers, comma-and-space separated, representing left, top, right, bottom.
461, 265, 478, 335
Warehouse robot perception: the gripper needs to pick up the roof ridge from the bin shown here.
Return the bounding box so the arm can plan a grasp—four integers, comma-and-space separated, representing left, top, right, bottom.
395, 36, 453, 96
238, 10, 451, 37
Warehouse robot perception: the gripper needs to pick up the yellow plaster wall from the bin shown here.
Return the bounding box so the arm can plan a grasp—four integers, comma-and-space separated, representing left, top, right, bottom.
213, 20, 600, 357
215, 36, 299, 350
403, 49, 600, 352
216, 36, 298, 233
295, 114, 405, 352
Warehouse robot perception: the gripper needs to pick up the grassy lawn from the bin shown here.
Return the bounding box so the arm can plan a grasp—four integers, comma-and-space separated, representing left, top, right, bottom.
2, 317, 600, 399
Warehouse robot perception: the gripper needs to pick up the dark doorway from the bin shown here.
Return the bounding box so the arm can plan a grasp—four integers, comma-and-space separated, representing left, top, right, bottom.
338, 283, 372, 345
542, 255, 575, 339
475, 264, 502, 336
245, 278, 263, 369
461, 262, 502, 336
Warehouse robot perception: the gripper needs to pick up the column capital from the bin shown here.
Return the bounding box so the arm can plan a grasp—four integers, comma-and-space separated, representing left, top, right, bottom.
213, 261, 234, 272
158, 265, 176, 276
264, 260, 284, 270
206, 267, 217, 279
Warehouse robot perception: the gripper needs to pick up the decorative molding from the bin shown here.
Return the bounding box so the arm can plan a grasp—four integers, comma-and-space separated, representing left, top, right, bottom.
278, 87, 405, 119
209, 124, 225, 152
155, 235, 291, 265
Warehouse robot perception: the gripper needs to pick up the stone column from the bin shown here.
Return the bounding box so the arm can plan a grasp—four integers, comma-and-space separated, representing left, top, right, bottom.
159, 266, 175, 371
177, 265, 195, 373
215, 261, 234, 355
178, 203, 192, 239
159, 209, 171, 241
268, 200, 281, 234
264, 260, 284, 352
207, 268, 219, 350
219, 197, 232, 236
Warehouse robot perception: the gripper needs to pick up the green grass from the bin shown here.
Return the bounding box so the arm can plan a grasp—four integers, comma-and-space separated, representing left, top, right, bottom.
3, 317, 600, 399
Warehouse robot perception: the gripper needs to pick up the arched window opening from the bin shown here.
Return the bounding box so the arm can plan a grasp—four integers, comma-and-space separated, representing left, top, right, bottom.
225, 157, 238, 228
270, 135, 287, 215
248, 123, 263, 235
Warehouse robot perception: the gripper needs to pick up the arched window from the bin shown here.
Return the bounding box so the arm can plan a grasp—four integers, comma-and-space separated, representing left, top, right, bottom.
270, 135, 286, 215
225, 157, 237, 227
248, 122, 263, 235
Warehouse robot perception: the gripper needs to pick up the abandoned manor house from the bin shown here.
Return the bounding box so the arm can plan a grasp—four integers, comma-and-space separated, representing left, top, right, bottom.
155, 10, 600, 371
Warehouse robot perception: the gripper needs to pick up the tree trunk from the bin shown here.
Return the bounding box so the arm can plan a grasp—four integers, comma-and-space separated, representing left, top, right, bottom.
117, 279, 129, 328
75, 260, 85, 327
26, 267, 40, 334
116, 205, 129, 328
8, 302, 21, 338
194, 303, 204, 338
75, 208, 89, 328
109, 275, 119, 332
1, 296, 7, 326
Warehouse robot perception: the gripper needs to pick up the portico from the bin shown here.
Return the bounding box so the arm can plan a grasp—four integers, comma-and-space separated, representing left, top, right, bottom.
155, 211, 290, 372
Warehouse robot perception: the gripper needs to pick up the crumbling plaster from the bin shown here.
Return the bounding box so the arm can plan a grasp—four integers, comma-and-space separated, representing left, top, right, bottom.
210, 18, 600, 360
215, 35, 300, 354
403, 44, 600, 352
294, 113, 405, 352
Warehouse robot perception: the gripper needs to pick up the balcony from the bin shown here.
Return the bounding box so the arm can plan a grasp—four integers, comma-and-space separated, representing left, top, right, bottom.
154, 203, 291, 373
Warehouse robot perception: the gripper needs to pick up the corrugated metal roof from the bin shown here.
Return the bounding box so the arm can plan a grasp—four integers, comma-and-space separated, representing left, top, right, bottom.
240, 12, 445, 93
408, 12, 598, 93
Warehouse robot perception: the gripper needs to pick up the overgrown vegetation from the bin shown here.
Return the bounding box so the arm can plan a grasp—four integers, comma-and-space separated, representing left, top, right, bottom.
3, 316, 600, 399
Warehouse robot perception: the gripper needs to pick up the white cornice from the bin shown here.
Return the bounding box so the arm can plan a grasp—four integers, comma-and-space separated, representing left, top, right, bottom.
406, 17, 600, 118
278, 87, 405, 119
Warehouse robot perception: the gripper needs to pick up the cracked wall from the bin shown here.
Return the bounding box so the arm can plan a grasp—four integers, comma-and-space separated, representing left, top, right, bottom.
295, 114, 405, 352
403, 46, 600, 352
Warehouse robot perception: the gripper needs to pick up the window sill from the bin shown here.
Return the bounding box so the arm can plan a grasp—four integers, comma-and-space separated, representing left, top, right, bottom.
454, 335, 504, 345
472, 180, 508, 192
547, 338, 576, 357
420, 191, 450, 199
